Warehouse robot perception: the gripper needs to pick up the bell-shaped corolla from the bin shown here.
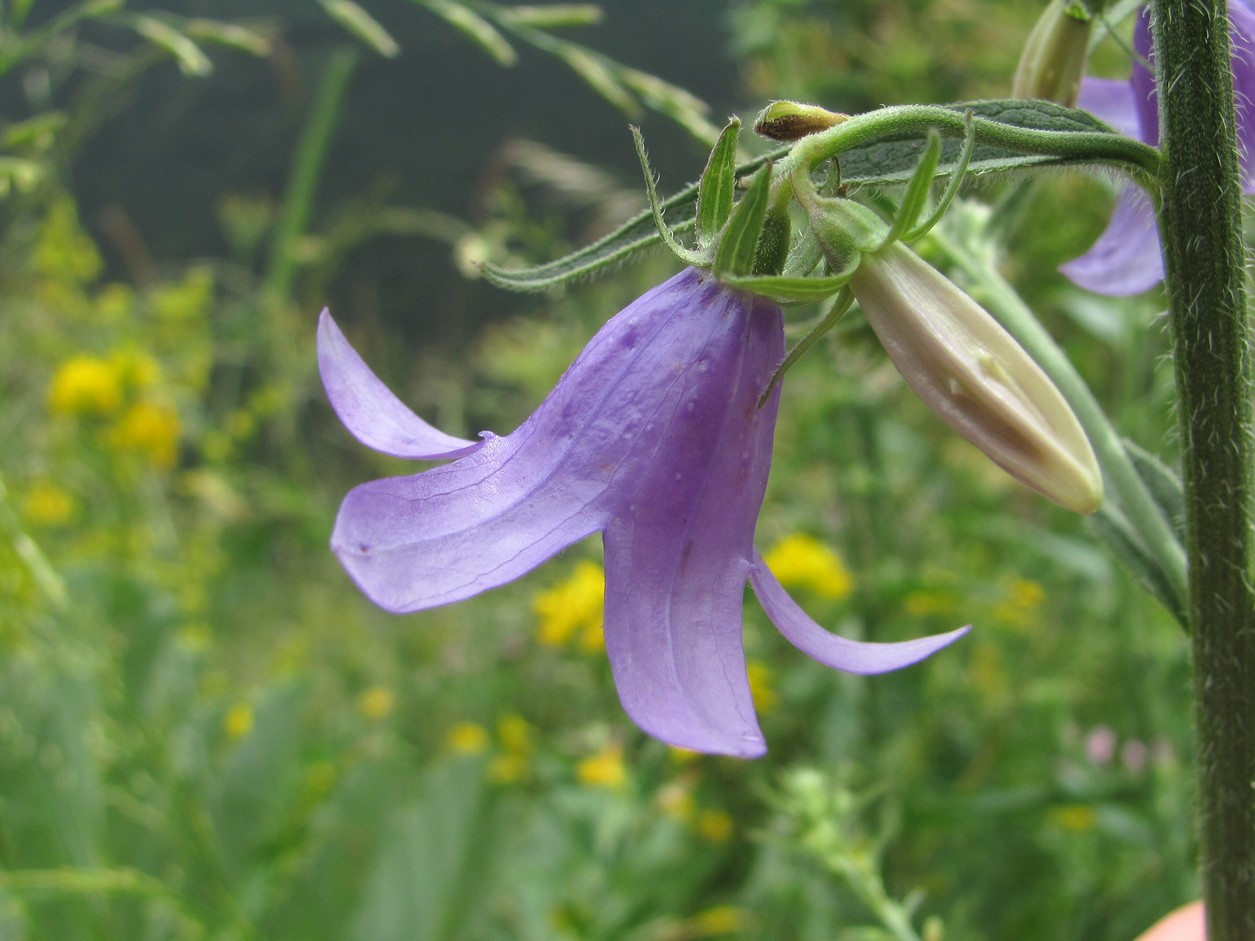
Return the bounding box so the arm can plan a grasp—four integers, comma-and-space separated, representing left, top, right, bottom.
320, 267, 968, 757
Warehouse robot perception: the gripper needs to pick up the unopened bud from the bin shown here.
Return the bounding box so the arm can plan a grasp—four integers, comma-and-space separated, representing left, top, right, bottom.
1012, 0, 1093, 108
850, 242, 1103, 513
754, 100, 848, 142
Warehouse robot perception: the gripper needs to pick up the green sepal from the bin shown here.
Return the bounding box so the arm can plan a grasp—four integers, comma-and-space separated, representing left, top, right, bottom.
758, 288, 856, 405
631, 126, 705, 266
712, 164, 771, 279
902, 110, 977, 242
879, 130, 941, 248
695, 118, 741, 250
721, 271, 854, 305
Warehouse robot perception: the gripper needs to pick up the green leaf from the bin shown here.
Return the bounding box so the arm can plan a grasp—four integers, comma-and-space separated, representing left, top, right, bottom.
182, 18, 274, 57
695, 119, 740, 249
557, 45, 638, 115
497, 4, 603, 28
1089, 506, 1188, 627
838, 99, 1131, 186
712, 164, 771, 279
1123, 439, 1185, 542
114, 13, 213, 76
418, 0, 517, 66
319, 0, 400, 58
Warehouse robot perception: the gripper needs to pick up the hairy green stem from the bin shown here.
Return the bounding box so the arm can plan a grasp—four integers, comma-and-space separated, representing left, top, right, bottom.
782, 102, 1161, 182
1152, 1, 1255, 936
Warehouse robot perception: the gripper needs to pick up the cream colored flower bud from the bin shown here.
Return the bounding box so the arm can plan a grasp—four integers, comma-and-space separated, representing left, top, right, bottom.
1012, 0, 1093, 108
850, 242, 1103, 514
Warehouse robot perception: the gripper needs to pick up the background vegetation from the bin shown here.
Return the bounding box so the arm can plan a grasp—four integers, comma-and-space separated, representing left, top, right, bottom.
0, 1, 1195, 939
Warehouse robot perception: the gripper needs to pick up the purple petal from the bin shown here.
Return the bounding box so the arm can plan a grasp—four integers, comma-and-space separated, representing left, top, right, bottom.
318, 310, 483, 460
1229, 0, 1255, 189
601, 277, 785, 757
1077, 78, 1143, 141
1130, 6, 1159, 146
1060, 185, 1164, 295
749, 558, 970, 674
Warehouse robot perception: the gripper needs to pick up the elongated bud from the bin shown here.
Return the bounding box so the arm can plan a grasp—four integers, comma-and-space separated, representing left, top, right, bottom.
754, 100, 848, 142
1012, 0, 1093, 107
850, 242, 1103, 514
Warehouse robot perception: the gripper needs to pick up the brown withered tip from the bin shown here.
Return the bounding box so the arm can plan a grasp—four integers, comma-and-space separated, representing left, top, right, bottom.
753, 100, 848, 142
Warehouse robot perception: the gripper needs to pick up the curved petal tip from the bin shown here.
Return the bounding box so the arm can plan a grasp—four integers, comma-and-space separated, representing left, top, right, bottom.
317, 309, 484, 460
750, 557, 970, 675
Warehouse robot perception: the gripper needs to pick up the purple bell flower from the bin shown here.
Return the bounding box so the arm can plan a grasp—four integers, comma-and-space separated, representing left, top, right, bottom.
320, 268, 967, 757
1062, 2, 1255, 295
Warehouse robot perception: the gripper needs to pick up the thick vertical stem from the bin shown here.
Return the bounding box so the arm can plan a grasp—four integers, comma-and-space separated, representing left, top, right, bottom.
1152, 2, 1255, 937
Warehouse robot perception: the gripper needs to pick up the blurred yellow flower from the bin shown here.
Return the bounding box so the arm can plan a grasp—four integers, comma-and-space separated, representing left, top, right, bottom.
691, 905, 745, 936
106, 401, 180, 469
746, 660, 777, 714
108, 349, 161, 390
762, 533, 853, 599
993, 577, 1046, 631
534, 559, 605, 650
576, 742, 627, 789
223, 702, 254, 740
695, 808, 733, 843
656, 780, 696, 822
357, 686, 394, 720
445, 721, 490, 754
489, 713, 534, 783
1049, 803, 1098, 832
48, 355, 122, 416
904, 588, 959, 617
497, 713, 533, 753
21, 481, 74, 526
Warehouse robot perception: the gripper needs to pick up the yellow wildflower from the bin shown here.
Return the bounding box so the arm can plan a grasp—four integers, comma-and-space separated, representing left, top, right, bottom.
904, 588, 959, 617
106, 401, 180, 469
1049, 803, 1098, 832
223, 702, 254, 740
489, 713, 534, 783
576, 742, 627, 789
357, 686, 394, 720
746, 660, 778, 714
993, 577, 1046, 631
762, 533, 853, 599
48, 355, 122, 416
695, 808, 734, 843
533, 560, 605, 650
656, 780, 696, 822
691, 905, 745, 936
497, 713, 533, 753
21, 481, 75, 526
108, 349, 161, 390
445, 721, 490, 754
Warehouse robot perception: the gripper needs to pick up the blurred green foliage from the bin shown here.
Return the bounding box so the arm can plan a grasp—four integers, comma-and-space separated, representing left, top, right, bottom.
0, 2, 1196, 940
